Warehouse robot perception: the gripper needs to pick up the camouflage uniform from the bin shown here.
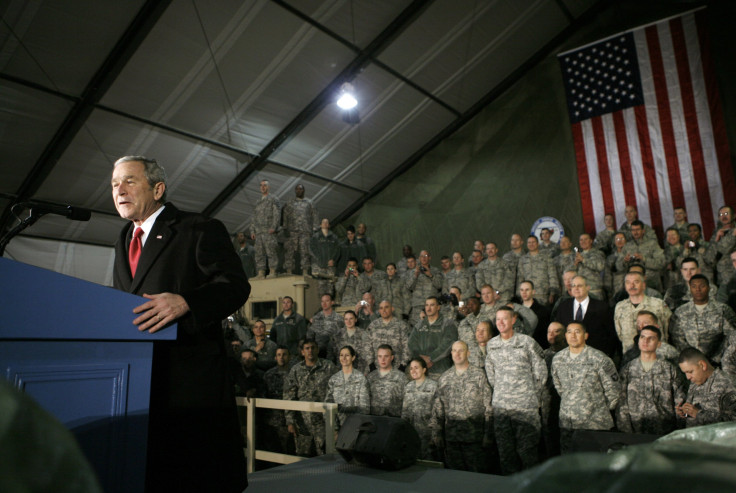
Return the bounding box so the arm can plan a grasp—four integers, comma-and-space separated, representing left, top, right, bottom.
721, 332, 736, 381
575, 249, 606, 300
264, 365, 292, 453
329, 327, 374, 375
467, 342, 488, 371
539, 242, 561, 258
485, 332, 547, 473
604, 249, 627, 301
430, 365, 493, 472
402, 378, 439, 460
614, 296, 672, 352
360, 270, 388, 304
283, 358, 337, 456
384, 275, 406, 319
620, 339, 680, 368
404, 267, 444, 324
706, 225, 736, 286
475, 259, 512, 301
670, 301, 736, 363
516, 253, 559, 305
503, 250, 524, 290
250, 194, 281, 272
664, 281, 717, 312
457, 312, 491, 347
244, 337, 278, 372
325, 370, 370, 428
269, 311, 308, 357
616, 358, 685, 434
309, 230, 340, 296
551, 346, 621, 453
620, 238, 666, 292
663, 243, 684, 291
337, 239, 367, 273
620, 221, 659, 244
335, 273, 370, 306
682, 369, 736, 427
677, 240, 713, 283
356, 309, 378, 330
408, 314, 458, 378
444, 267, 476, 299
307, 311, 344, 358
366, 368, 408, 417
510, 302, 538, 337
367, 317, 411, 369
593, 229, 616, 255
554, 252, 576, 292
541, 346, 562, 458
282, 196, 318, 273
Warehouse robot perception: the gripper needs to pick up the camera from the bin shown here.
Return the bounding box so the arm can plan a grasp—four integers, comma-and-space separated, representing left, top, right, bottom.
360, 300, 368, 306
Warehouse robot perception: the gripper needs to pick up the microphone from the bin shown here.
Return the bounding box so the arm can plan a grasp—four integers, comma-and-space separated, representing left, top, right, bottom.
21, 202, 92, 221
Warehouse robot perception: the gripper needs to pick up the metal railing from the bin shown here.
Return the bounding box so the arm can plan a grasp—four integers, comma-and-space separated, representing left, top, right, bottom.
236, 397, 338, 473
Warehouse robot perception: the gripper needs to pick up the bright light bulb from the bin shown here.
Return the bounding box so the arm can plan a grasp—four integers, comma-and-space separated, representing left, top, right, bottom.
336, 83, 357, 109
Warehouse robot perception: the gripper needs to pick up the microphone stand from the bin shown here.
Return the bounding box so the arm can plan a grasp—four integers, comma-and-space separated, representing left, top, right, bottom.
0, 210, 47, 257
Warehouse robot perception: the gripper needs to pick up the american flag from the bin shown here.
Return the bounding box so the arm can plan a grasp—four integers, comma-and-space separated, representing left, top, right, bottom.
559, 8, 735, 239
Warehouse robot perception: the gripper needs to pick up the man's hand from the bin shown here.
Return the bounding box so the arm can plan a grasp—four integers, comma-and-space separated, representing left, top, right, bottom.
288, 424, 296, 435
420, 354, 433, 368
676, 402, 699, 419
133, 292, 190, 333
251, 233, 256, 241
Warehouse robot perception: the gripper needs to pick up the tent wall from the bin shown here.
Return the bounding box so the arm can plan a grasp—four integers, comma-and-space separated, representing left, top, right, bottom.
340, 0, 736, 268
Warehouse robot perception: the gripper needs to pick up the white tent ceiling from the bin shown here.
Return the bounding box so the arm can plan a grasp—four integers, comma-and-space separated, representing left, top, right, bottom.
0, 0, 600, 261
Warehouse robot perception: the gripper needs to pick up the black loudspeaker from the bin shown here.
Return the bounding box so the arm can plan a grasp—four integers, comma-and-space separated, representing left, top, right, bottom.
336, 414, 420, 470
571, 430, 661, 453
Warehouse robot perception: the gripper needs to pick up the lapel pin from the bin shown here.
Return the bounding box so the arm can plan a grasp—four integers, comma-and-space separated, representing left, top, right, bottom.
156, 235, 163, 239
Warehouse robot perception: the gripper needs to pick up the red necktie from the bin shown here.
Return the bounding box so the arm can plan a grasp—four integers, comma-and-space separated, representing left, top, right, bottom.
129, 227, 144, 277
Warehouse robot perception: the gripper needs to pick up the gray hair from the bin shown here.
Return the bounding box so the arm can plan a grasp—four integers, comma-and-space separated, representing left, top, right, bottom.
114, 155, 168, 203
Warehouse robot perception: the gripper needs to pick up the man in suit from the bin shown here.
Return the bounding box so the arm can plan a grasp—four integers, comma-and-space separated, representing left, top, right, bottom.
554, 275, 620, 361
111, 156, 250, 493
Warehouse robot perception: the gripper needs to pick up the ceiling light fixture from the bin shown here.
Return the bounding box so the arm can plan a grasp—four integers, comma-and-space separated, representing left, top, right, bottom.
336, 82, 358, 109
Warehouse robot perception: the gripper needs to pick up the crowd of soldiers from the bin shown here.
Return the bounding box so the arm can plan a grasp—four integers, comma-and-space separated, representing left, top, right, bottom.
226, 200, 736, 474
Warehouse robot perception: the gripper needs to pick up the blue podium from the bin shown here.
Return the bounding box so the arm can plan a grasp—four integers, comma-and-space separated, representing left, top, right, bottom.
0, 257, 177, 493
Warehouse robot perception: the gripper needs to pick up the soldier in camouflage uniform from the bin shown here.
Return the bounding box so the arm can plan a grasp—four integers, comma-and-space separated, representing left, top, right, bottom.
335, 258, 370, 306
245, 319, 278, 371
430, 341, 494, 472
234, 231, 257, 278
663, 228, 684, 291
538, 228, 560, 258
620, 220, 666, 292
404, 250, 444, 325
269, 296, 308, 358
614, 272, 672, 352
355, 292, 379, 329
667, 207, 690, 242
620, 205, 659, 244
250, 180, 281, 279
360, 257, 387, 303
663, 257, 713, 311
468, 320, 492, 371
444, 252, 476, 299
617, 326, 685, 435
574, 234, 606, 300
541, 322, 566, 458
309, 219, 340, 295
485, 306, 547, 474
402, 358, 439, 460
670, 275, 736, 364
620, 311, 679, 368
593, 213, 617, 256
282, 184, 319, 275
284, 339, 337, 456
677, 347, 736, 427
517, 235, 560, 306
307, 294, 344, 358
476, 244, 513, 302
367, 345, 408, 417
503, 234, 525, 292
678, 223, 713, 283
325, 345, 370, 429
409, 296, 458, 379
329, 310, 373, 374
263, 347, 294, 454
554, 236, 576, 292
384, 263, 406, 318
368, 300, 410, 370
705, 205, 736, 286
552, 322, 621, 453
604, 233, 628, 303
457, 296, 491, 347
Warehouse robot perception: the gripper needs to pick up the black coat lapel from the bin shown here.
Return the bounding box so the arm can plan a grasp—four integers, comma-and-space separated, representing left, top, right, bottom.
130, 205, 178, 293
